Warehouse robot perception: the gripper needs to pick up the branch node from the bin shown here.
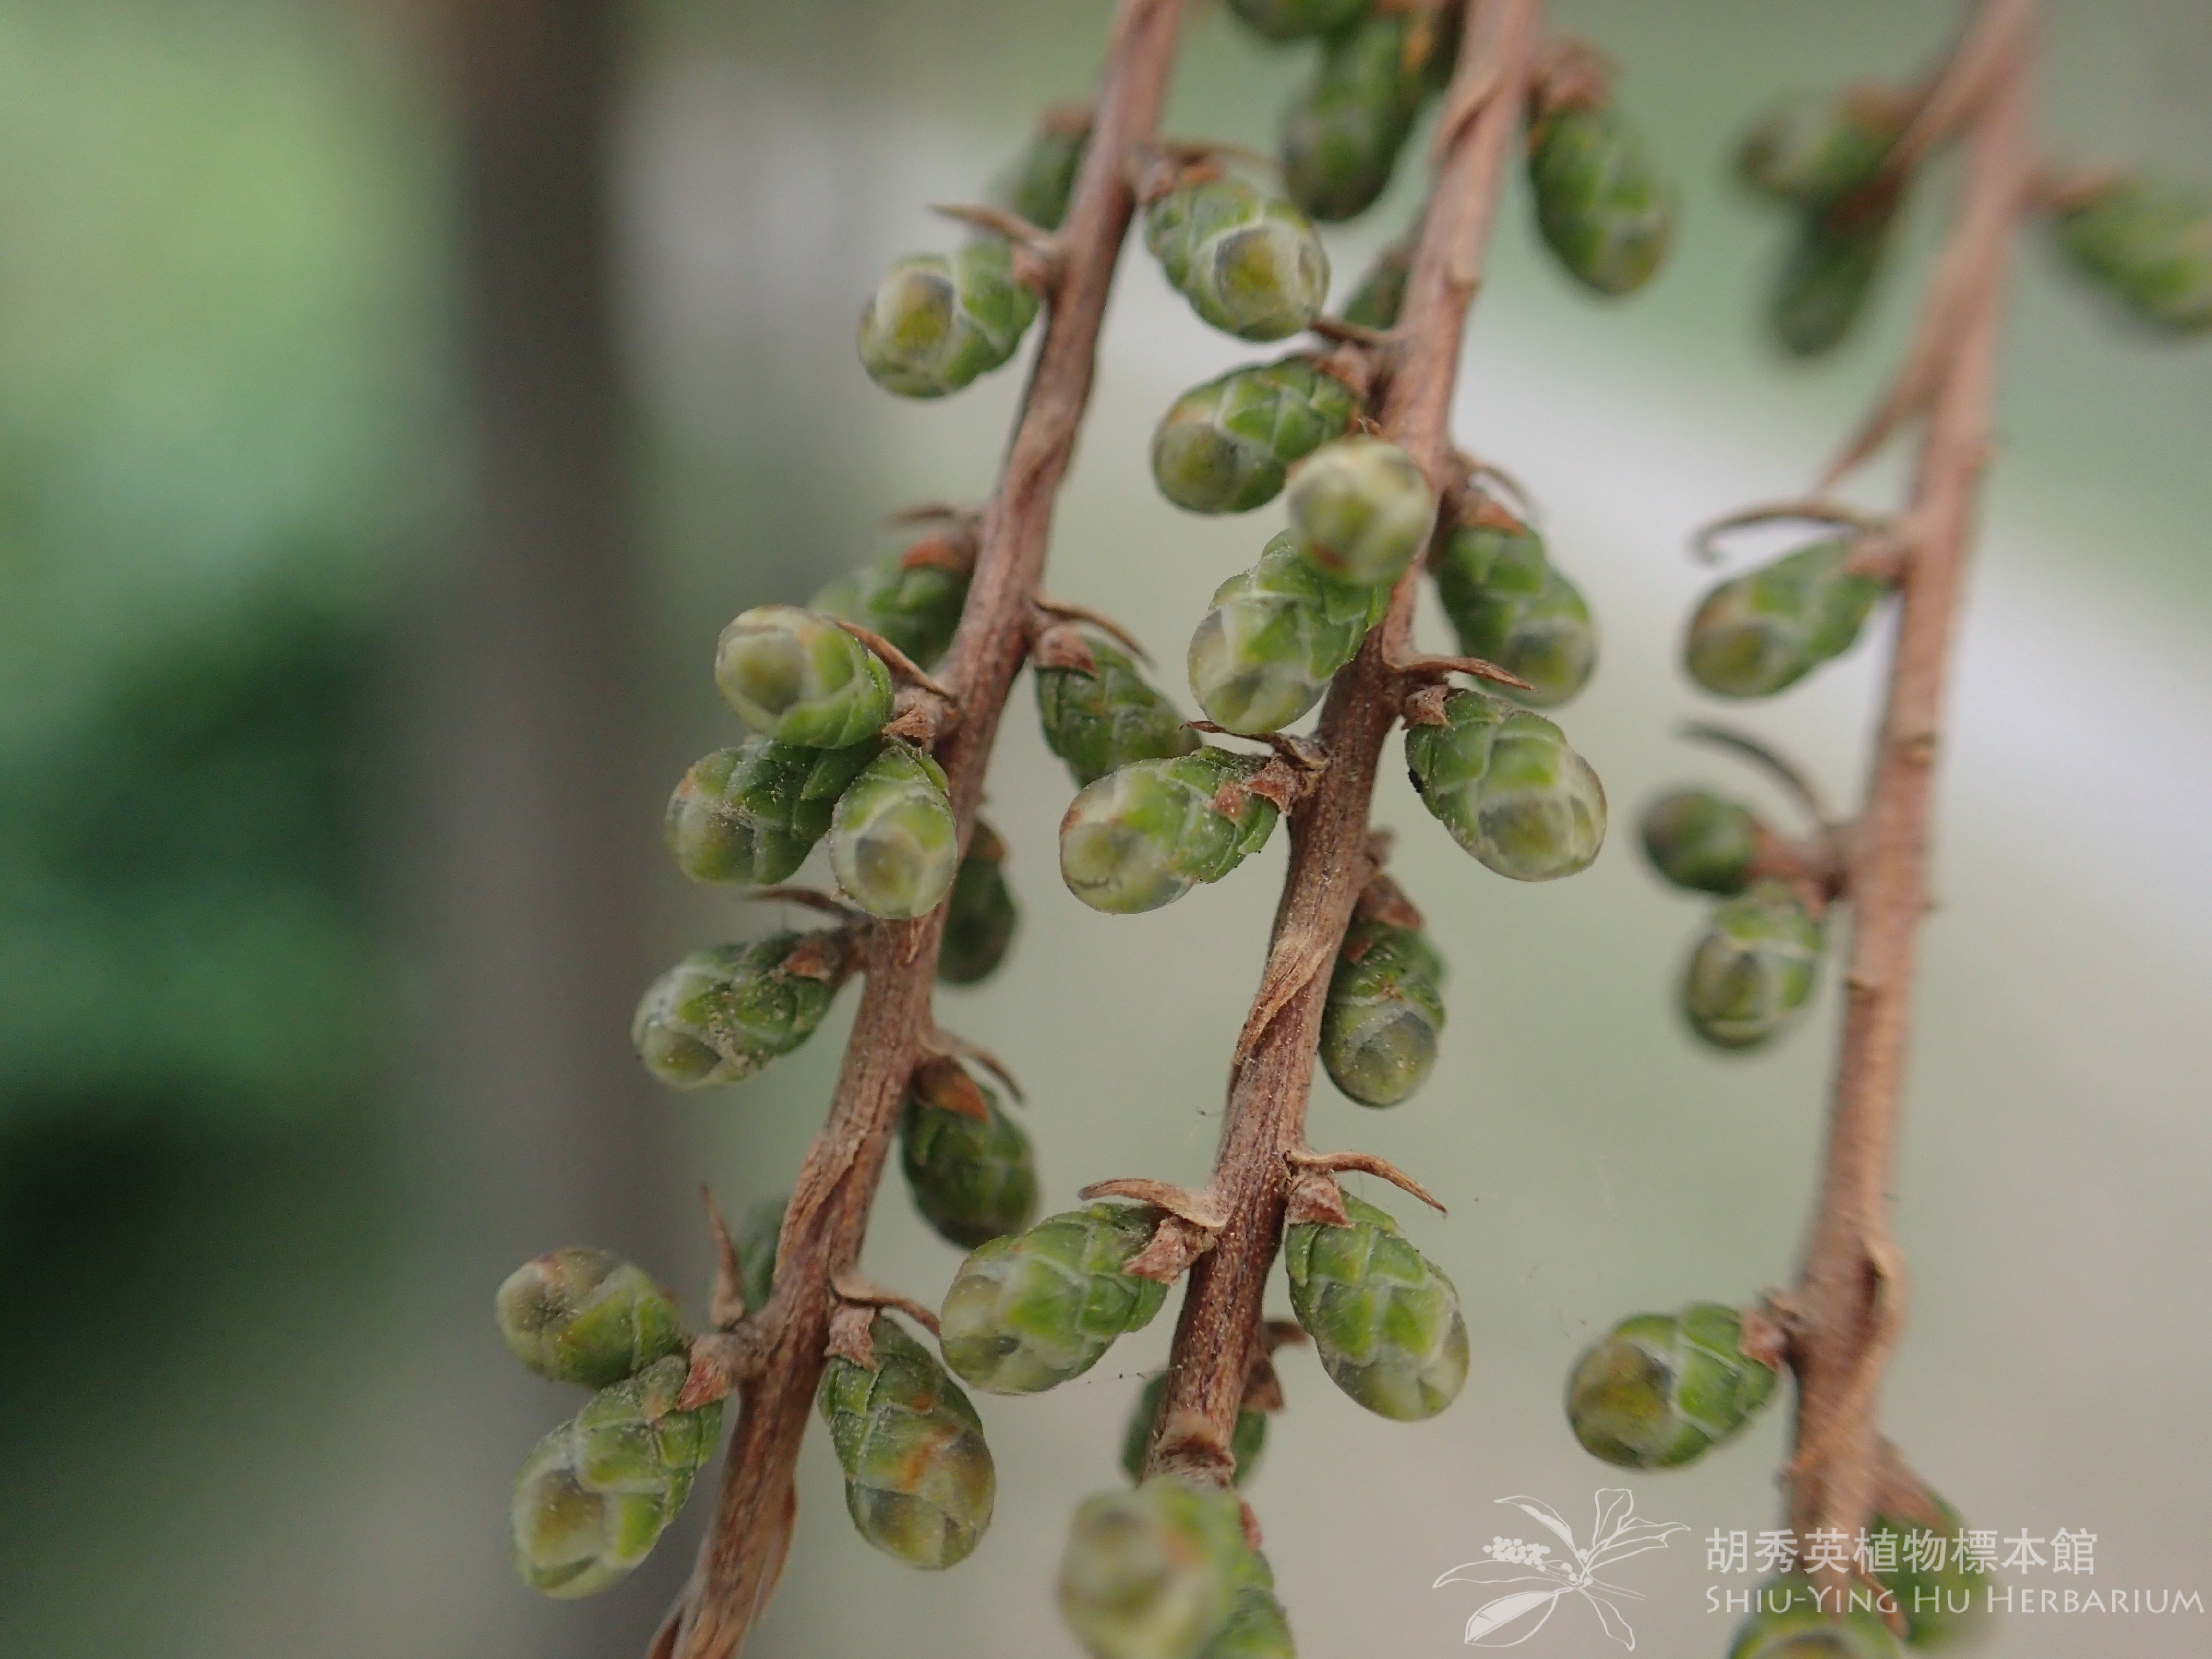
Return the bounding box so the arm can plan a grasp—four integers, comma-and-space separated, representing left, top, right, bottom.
1033, 594, 1155, 663
907, 1054, 992, 1120
918, 1028, 1025, 1103
1287, 1146, 1447, 1214
830, 1269, 942, 1339
703, 1185, 750, 1330
1078, 1178, 1228, 1231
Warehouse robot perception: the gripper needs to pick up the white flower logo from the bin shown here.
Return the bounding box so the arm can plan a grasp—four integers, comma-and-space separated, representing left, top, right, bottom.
1432, 1490, 1689, 1649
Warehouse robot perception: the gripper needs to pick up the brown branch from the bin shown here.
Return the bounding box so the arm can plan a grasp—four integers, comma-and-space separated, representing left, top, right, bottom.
1140, 0, 1544, 1496
1780, 0, 2037, 1603
657, 5, 1190, 1653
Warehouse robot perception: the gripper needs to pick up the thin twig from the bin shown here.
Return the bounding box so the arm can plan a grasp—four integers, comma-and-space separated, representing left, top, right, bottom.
1140, 0, 1543, 1496
1781, 0, 2036, 1603
659, 5, 1190, 1653
1677, 721, 1833, 826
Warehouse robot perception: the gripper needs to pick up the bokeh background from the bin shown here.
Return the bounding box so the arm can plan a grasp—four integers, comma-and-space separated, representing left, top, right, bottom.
2, 1, 2207, 1655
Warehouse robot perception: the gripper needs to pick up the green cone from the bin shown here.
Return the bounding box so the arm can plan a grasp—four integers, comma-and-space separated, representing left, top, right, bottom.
817, 1316, 997, 1570
631, 932, 849, 1090
734, 1194, 785, 1315
1771, 193, 1902, 357
1869, 1494, 1989, 1649
1405, 688, 1605, 881
1640, 789, 1762, 896
1058, 1477, 1254, 1659
811, 552, 971, 672
1037, 635, 1202, 788
1281, 12, 1440, 223
1200, 1551, 1297, 1659
1686, 539, 1887, 698
1430, 509, 1596, 707
664, 737, 881, 888
1189, 530, 1389, 735
511, 1355, 723, 1598
1146, 176, 1330, 342
497, 1249, 690, 1390
2051, 173, 2212, 335
940, 1203, 1169, 1394
715, 605, 893, 749
1286, 436, 1437, 586
1528, 100, 1677, 296
1729, 1578, 1903, 1659
1151, 355, 1359, 516
1120, 1373, 1268, 1488
1340, 233, 1414, 329
1286, 1192, 1468, 1421
1566, 1301, 1780, 1469
828, 742, 959, 920
1683, 880, 1825, 1050
1320, 915, 1447, 1108
1060, 748, 1281, 915
858, 238, 1041, 398
938, 825, 1020, 985
1001, 116, 1090, 232
900, 1075, 1040, 1250
1736, 86, 1910, 207
1225, 0, 1369, 42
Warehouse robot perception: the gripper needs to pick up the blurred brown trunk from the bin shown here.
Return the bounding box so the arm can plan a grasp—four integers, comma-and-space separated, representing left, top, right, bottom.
440, 0, 662, 1277
408, 0, 688, 1640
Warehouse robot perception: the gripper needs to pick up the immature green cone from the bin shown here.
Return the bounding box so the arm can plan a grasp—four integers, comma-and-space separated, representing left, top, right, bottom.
1225, 0, 1369, 42
664, 737, 881, 887
828, 742, 959, 919
1037, 636, 1203, 788
1001, 116, 1090, 232
1339, 235, 1414, 329
1059, 748, 1280, 915
817, 1316, 996, 1569
1528, 99, 1677, 296
1430, 509, 1597, 707
1771, 197, 1900, 357
497, 1249, 688, 1389
1640, 789, 1760, 896
1685, 539, 1887, 698
715, 605, 893, 748
1566, 1301, 1780, 1469
2051, 172, 2212, 335
1119, 1372, 1268, 1488
1286, 1193, 1469, 1421
900, 1072, 1039, 1249
811, 552, 971, 671
1145, 177, 1330, 342
1286, 436, 1436, 587
1729, 1578, 1903, 1659
1870, 1494, 1988, 1649
631, 932, 847, 1090
512, 1355, 723, 1598
858, 238, 1041, 398
940, 1203, 1168, 1394
938, 826, 1020, 985
1683, 880, 1825, 1050
1736, 86, 1910, 206
1405, 689, 1605, 882
1059, 1477, 1252, 1659
1281, 12, 1437, 223
1201, 1553, 1297, 1659
1150, 356, 1358, 515
1320, 916, 1447, 1108
1189, 530, 1389, 735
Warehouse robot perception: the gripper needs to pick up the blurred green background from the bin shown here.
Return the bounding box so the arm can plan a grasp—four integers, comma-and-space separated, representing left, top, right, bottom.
1, 1, 2207, 1655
